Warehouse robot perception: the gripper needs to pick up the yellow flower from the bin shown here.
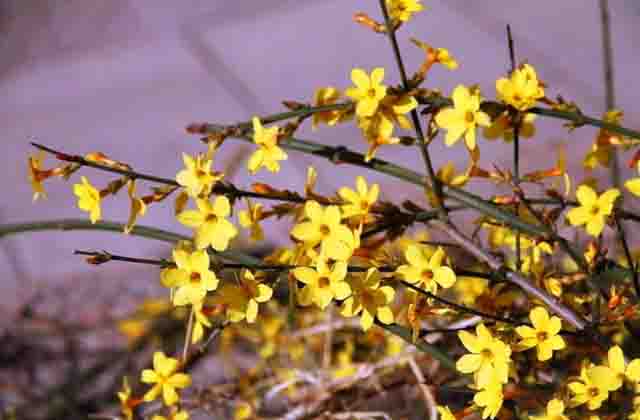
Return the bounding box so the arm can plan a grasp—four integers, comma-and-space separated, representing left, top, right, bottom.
152, 409, 190, 420
626, 178, 640, 197
258, 316, 285, 359
338, 176, 379, 222
473, 380, 504, 419
378, 94, 418, 130
117, 377, 139, 420
396, 245, 456, 293
28, 152, 63, 201
431, 47, 457, 70
568, 364, 617, 410
290, 200, 353, 256
141, 351, 191, 406
293, 257, 349, 309
177, 196, 238, 250
440, 161, 471, 187
73, 176, 102, 223
161, 248, 219, 306
531, 399, 568, 420
566, 185, 620, 236
496, 64, 545, 111
341, 268, 395, 331
345, 67, 387, 118
332, 340, 358, 379
247, 117, 288, 174
435, 85, 491, 150
411, 38, 458, 72
584, 109, 625, 170
456, 324, 511, 387
436, 406, 456, 420
483, 111, 536, 142
234, 402, 253, 420
191, 301, 212, 344
357, 110, 400, 162
454, 274, 488, 306
124, 179, 147, 234
515, 307, 565, 361
176, 153, 223, 198
213, 269, 273, 323
312, 87, 350, 130
385, 0, 424, 22
238, 200, 264, 242
605, 345, 640, 390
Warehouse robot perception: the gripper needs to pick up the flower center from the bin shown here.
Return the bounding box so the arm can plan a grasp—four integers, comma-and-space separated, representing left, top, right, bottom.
537, 331, 549, 341
367, 88, 378, 98
588, 386, 600, 397
190, 272, 201, 284
465, 111, 476, 124
361, 290, 375, 306
480, 349, 493, 360
318, 276, 330, 288
590, 205, 600, 216
421, 269, 434, 282
360, 200, 369, 211
196, 169, 206, 178
319, 224, 331, 236
205, 214, 218, 223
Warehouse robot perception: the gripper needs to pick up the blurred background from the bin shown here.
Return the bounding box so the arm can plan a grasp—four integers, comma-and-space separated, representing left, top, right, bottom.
1, 1, 639, 418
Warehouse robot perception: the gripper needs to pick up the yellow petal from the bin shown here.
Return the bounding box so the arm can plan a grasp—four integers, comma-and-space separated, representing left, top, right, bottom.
625, 178, 640, 197
451, 85, 471, 108
456, 354, 482, 373
576, 185, 597, 206
177, 210, 204, 228
376, 306, 394, 324
167, 373, 191, 389
370, 67, 385, 85
434, 266, 456, 288
529, 307, 550, 330
246, 299, 259, 323
351, 68, 370, 89
213, 196, 231, 217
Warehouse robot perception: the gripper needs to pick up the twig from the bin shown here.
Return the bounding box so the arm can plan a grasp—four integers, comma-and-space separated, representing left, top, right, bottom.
506, 24, 523, 271
30, 142, 305, 204
615, 215, 640, 298
430, 219, 590, 331
599, 0, 620, 187
378, 0, 445, 212
408, 357, 437, 420
323, 305, 334, 369
182, 307, 195, 362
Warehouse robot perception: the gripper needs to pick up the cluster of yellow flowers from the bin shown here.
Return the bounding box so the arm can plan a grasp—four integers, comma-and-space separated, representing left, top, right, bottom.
25, 0, 640, 419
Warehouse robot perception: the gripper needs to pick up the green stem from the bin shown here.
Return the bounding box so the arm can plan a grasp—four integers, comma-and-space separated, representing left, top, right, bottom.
0, 219, 261, 266
1, 218, 459, 371
30, 142, 306, 204
0, 219, 187, 242
417, 95, 640, 141
378, 0, 445, 212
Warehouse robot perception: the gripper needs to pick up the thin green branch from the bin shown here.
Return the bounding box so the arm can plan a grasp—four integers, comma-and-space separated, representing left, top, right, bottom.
599, 0, 621, 188
0, 219, 258, 266
378, 0, 445, 211
30, 142, 306, 204
506, 24, 523, 271
194, 87, 640, 142
429, 219, 591, 332
73, 249, 497, 282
